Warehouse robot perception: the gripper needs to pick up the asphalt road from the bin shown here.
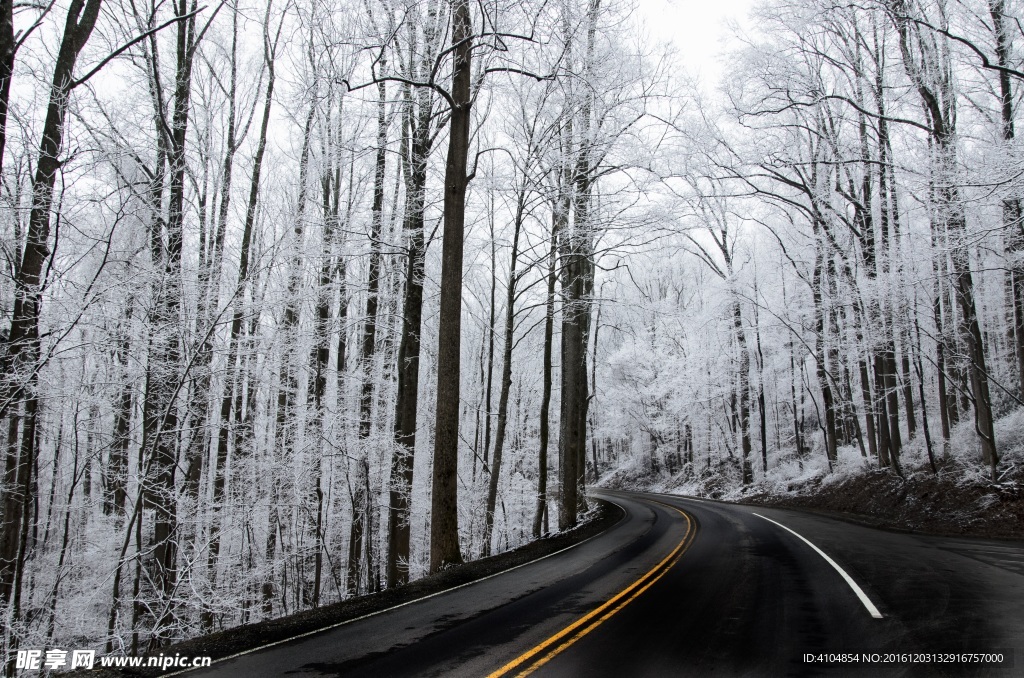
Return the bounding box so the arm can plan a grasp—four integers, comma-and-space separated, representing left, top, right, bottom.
185, 490, 1024, 677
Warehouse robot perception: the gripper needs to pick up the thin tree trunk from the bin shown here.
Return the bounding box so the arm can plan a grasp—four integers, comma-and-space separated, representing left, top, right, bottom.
306, 93, 344, 608
914, 308, 938, 473
45, 427, 87, 643
482, 197, 523, 557
811, 229, 837, 464
900, 334, 917, 438
882, 337, 904, 474
754, 305, 768, 474
930, 216, 953, 459
590, 295, 602, 482
872, 351, 893, 468
183, 1, 243, 507
483, 213, 497, 468
732, 297, 753, 483
533, 220, 557, 539
105, 300, 134, 519
207, 4, 279, 627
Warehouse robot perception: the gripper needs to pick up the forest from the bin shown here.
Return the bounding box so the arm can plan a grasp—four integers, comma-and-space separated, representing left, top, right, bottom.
1, 0, 1022, 668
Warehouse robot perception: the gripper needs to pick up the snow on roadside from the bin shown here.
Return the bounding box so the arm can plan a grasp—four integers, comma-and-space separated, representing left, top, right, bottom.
597, 407, 1024, 539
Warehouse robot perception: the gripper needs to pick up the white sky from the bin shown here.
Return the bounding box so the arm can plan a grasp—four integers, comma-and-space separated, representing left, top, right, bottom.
633, 0, 756, 87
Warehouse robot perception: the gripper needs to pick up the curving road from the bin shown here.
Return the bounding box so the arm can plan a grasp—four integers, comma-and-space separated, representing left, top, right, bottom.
186, 490, 1024, 677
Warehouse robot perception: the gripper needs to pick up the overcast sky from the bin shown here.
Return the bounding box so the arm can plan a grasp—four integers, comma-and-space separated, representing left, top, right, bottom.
634, 0, 756, 87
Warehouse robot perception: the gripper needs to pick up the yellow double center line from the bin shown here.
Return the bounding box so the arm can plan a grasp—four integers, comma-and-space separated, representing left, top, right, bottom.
486, 502, 697, 678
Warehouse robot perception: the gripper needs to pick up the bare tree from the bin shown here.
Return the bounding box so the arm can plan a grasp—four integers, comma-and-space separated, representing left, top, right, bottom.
1, 0, 103, 668
385, 0, 445, 586
890, 0, 998, 479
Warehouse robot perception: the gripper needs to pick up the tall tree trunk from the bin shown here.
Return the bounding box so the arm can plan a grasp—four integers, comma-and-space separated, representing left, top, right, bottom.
145, 0, 201, 645
877, 222, 901, 467
884, 123, 917, 443
862, 33, 901, 470
0, 0, 13, 176
183, 1, 242, 507
948, 200, 999, 477
307, 92, 344, 608
264, 101, 316, 613
559, 229, 593, 527
352, 73, 386, 594
852, 142, 877, 463
575, 0, 601, 514
990, 0, 1024, 400
556, 122, 581, 530
429, 0, 472, 573
386, 72, 434, 586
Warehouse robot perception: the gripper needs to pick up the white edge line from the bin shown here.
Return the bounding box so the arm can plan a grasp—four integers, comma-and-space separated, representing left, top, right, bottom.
751, 512, 884, 619
167, 500, 626, 675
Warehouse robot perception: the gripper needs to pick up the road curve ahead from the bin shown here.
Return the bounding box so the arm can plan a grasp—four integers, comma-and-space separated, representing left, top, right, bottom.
186, 490, 1024, 677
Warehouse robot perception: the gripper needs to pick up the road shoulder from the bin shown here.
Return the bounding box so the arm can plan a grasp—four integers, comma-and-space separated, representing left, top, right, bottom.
80, 499, 623, 677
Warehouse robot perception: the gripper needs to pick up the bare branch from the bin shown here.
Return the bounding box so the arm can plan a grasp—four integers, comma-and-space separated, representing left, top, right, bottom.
72, 6, 207, 88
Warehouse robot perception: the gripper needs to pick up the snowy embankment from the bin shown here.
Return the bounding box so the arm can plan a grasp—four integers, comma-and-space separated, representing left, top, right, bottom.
598, 409, 1024, 541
